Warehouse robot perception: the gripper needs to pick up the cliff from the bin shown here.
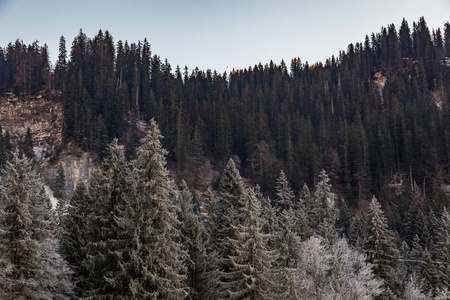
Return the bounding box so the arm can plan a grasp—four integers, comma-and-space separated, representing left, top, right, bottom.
0, 92, 98, 200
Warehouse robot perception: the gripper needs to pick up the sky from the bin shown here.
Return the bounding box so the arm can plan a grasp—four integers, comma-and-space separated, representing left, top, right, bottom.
0, 0, 449, 74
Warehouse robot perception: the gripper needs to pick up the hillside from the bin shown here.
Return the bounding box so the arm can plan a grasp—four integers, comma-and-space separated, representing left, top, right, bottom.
2, 16, 450, 299
1, 18, 450, 205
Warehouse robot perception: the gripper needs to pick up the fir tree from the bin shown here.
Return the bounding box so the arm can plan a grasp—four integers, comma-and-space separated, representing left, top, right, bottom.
228, 187, 276, 299
83, 139, 133, 298
0, 151, 73, 299
128, 119, 187, 299
213, 158, 247, 298
178, 181, 209, 300
54, 163, 66, 199
314, 169, 339, 243
364, 195, 403, 299
274, 170, 295, 213
435, 208, 450, 290
59, 181, 90, 297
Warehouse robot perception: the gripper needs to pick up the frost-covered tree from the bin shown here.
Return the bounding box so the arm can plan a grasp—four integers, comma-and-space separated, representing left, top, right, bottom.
212, 158, 247, 297
435, 208, 450, 290
274, 170, 295, 213
83, 139, 133, 298
364, 195, 402, 299
410, 235, 438, 293
402, 274, 430, 300
301, 182, 317, 230
298, 236, 383, 300
59, 181, 90, 297
202, 188, 222, 300
434, 288, 450, 300
128, 119, 187, 299
314, 170, 339, 243
295, 183, 312, 241
256, 185, 277, 247
228, 187, 276, 299
0, 151, 73, 299
276, 208, 301, 269
178, 181, 209, 300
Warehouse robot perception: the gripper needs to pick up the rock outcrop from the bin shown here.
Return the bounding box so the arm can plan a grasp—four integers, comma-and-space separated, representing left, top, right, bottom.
0, 92, 98, 200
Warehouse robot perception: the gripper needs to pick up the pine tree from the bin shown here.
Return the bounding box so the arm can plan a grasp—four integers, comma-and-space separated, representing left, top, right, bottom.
54, 163, 66, 199
213, 158, 247, 297
314, 169, 339, 243
274, 170, 295, 213
0, 151, 73, 299
178, 181, 209, 300
228, 187, 276, 299
275, 208, 301, 269
435, 208, 450, 290
59, 181, 90, 297
411, 235, 438, 293
297, 183, 314, 240
83, 139, 133, 298
128, 119, 187, 299
19, 127, 34, 160
364, 195, 402, 299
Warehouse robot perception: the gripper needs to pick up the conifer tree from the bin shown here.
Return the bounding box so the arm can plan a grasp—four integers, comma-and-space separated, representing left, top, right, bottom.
364, 195, 402, 299
228, 187, 276, 299
274, 170, 295, 212
435, 208, 450, 290
83, 139, 133, 298
19, 127, 34, 160
314, 169, 339, 243
275, 208, 301, 269
0, 151, 73, 299
59, 181, 90, 297
213, 158, 247, 297
54, 163, 66, 199
178, 181, 209, 300
128, 119, 187, 299
411, 235, 438, 293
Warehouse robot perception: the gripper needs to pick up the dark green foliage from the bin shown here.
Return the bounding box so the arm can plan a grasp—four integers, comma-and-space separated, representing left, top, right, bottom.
83, 139, 133, 298
19, 127, 34, 160
59, 181, 90, 297
1, 17, 445, 203
54, 163, 66, 199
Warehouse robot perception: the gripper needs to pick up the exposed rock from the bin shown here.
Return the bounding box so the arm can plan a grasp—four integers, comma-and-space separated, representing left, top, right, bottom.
0, 92, 98, 200
41, 149, 97, 200
0, 92, 63, 154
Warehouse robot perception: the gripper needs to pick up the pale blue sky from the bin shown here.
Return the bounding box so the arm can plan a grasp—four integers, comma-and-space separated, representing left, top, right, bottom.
0, 0, 449, 73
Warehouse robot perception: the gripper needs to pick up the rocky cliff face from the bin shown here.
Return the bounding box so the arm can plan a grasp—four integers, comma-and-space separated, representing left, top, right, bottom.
0, 92, 98, 200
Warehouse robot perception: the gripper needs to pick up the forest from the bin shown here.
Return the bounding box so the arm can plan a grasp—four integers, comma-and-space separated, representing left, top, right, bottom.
0, 16, 450, 299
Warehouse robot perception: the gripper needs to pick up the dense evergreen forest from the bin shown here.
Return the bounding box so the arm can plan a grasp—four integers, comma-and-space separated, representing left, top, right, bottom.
1, 18, 450, 199
1, 17, 450, 299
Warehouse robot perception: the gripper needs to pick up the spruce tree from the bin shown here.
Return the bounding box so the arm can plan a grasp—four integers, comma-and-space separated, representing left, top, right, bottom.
59, 181, 90, 297
213, 158, 247, 298
435, 208, 450, 290
364, 195, 402, 299
178, 181, 209, 300
128, 119, 187, 299
54, 163, 66, 199
274, 170, 295, 212
314, 169, 338, 243
83, 139, 133, 298
228, 187, 275, 299
0, 151, 73, 299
